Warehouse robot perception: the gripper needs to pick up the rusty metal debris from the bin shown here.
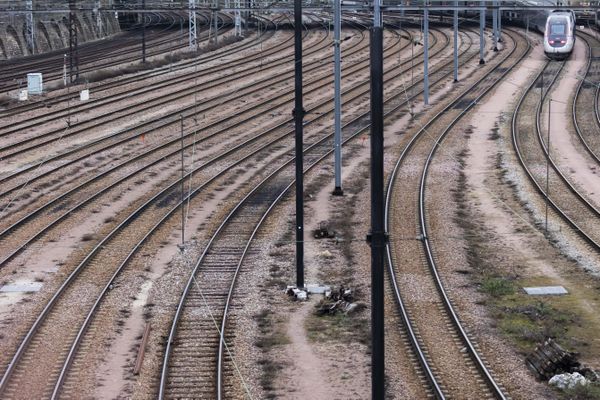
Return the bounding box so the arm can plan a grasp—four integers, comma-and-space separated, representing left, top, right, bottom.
134, 323, 151, 375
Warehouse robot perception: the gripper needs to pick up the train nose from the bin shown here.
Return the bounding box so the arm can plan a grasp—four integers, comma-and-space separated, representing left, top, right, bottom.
548, 37, 567, 47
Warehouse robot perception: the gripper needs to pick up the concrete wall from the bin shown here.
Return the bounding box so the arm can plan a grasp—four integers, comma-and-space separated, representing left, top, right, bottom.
0, 10, 121, 59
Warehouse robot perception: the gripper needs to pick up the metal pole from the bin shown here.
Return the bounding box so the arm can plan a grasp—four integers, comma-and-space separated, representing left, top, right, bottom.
545, 99, 551, 233
68, 0, 79, 83
181, 115, 185, 248
411, 38, 414, 88
333, 0, 343, 196
493, 0, 498, 51
370, 0, 385, 397
479, 0, 485, 64
189, 0, 197, 49
453, 0, 458, 82
142, 0, 146, 63
498, 5, 502, 43
95, 0, 103, 36
294, 0, 304, 288
26, 0, 34, 54
424, 6, 429, 105
213, 9, 218, 44
63, 54, 67, 87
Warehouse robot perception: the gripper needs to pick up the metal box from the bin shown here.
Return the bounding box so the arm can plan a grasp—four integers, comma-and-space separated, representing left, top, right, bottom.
27, 73, 43, 95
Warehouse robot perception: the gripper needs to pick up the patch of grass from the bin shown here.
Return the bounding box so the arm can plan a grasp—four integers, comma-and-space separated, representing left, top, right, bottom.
498, 300, 578, 351
480, 277, 515, 298
81, 233, 96, 242
560, 382, 600, 400
0, 95, 11, 107
254, 309, 289, 395
305, 310, 369, 345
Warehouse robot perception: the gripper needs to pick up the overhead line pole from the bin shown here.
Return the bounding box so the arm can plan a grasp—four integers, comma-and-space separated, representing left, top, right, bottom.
480, 0, 485, 64
142, 0, 146, 63
333, 0, 343, 196
189, 0, 197, 49
26, 0, 34, 54
493, 0, 498, 51
454, 0, 458, 82
294, 0, 305, 288
424, 5, 429, 105
68, 0, 79, 83
369, 0, 385, 397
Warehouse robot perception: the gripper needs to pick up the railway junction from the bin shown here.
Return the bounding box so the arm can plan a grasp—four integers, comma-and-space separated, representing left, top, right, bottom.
1, 0, 600, 399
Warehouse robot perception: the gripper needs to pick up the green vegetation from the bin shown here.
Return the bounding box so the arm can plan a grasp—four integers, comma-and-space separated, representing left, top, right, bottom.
305, 308, 369, 345
254, 309, 289, 396
561, 382, 600, 400
480, 276, 515, 298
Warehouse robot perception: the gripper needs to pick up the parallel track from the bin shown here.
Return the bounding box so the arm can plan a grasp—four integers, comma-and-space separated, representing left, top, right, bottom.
512, 54, 600, 249
572, 30, 600, 164
385, 27, 533, 399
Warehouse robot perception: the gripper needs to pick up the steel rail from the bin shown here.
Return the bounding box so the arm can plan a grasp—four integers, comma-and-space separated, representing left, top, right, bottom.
0, 11, 187, 90
0, 23, 373, 267
0, 22, 330, 158
166, 22, 479, 399
5, 17, 446, 396
0, 18, 317, 191
571, 30, 600, 164
0, 11, 229, 88
0, 15, 376, 394
0, 11, 262, 119
534, 59, 600, 219
386, 27, 532, 400
512, 59, 600, 250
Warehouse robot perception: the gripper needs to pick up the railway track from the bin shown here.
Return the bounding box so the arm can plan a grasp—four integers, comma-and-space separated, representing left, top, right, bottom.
158, 23, 496, 399
512, 51, 600, 250
0, 16, 377, 397
0, 19, 424, 266
0, 27, 346, 238
0, 23, 325, 163
0, 19, 480, 398
0, 12, 231, 93
384, 26, 533, 399
572, 30, 600, 163
0, 13, 276, 120
0, 18, 464, 280
0, 31, 318, 204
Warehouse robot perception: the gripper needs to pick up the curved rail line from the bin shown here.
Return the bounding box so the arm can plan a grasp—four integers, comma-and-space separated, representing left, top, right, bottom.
512, 55, 600, 250
0, 12, 231, 93
0, 20, 322, 188
0, 23, 375, 266
161, 22, 493, 400
385, 26, 533, 399
0, 12, 272, 119
0, 18, 438, 262
0, 22, 329, 161
2, 18, 476, 396
0, 15, 388, 397
572, 30, 600, 164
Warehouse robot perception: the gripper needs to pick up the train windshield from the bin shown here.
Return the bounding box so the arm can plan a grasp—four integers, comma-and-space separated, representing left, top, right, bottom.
550, 23, 566, 35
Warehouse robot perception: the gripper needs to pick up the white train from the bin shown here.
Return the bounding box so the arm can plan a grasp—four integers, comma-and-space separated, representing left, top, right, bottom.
543, 10, 576, 59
